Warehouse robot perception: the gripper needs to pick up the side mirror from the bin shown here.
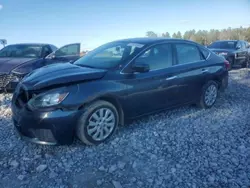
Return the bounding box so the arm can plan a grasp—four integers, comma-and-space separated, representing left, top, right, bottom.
132, 63, 150, 73
43, 51, 51, 59
236, 46, 241, 50
45, 52, 56, 59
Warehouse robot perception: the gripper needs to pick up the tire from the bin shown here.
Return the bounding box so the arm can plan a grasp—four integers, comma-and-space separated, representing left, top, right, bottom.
248, 56, 250, 68
76, 100, 119, 145
241, 61, 247, 68
198, 81, 218, 109
227, 57, 234, 70
242, 56, 249, 68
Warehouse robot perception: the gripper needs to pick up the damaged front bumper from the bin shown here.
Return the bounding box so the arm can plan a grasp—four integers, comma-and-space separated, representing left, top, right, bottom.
0, 73, 23, 92
11, 101, 81, 145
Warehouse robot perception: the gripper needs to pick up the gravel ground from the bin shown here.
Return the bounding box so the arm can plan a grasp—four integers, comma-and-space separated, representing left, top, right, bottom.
0, 68, 250, 188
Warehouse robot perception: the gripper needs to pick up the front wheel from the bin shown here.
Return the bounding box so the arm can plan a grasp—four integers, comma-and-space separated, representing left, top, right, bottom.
241, 56, 250, 68
76, 100, 119, 145
198, 81, 218, 109
241, 62, 247, 68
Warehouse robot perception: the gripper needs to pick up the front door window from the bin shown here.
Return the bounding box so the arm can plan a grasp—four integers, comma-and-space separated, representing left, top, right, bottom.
55, 43, 80, 57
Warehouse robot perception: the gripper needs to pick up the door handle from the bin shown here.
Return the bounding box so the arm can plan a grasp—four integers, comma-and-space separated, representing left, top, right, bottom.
166, 76, 177, 80
201, 69, 208, 73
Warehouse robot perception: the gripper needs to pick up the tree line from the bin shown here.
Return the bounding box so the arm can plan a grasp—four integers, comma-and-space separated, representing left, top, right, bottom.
146, 26, 250, 45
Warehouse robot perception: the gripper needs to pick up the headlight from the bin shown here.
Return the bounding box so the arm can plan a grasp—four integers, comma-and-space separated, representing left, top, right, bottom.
219, 52, 228, 56
28, 89, 69, 108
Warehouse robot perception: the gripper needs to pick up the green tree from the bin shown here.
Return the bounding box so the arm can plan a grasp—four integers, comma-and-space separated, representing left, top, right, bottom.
195, 30, 208, 45
172, 32, 178, 38
146, 31, 158, 37
162, 32, 170, 38
207, 29, 220, 44
245, 27, 250, 41
176, 31, 182, 39
146, 26, 250, 43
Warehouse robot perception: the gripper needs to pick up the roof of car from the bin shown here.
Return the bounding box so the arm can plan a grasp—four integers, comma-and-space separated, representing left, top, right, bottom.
113, 37, 197, 45
214, 40, 238, 42
7, 43, 54, 46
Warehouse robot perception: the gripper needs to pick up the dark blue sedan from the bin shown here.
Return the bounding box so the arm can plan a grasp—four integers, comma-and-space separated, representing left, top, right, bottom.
0, 43, 80, 92
12, 38, 229, 146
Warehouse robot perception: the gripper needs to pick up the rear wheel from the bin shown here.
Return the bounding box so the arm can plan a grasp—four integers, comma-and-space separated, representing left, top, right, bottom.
76, 100, 119, 145
198, 81, 218, 109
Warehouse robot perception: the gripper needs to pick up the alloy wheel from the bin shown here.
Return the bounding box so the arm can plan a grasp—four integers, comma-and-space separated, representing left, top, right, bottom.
204, 85, 217, 106
87, 108, 116, 141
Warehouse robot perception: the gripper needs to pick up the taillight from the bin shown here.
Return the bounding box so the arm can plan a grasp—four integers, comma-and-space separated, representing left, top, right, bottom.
224, 61, 230, 70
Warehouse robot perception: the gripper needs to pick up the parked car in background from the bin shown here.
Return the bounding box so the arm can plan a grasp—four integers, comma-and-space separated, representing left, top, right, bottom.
247, 42, 250, 66
207, 40, 249, 69
12, 38, 229, 146
0, 43, 80, 92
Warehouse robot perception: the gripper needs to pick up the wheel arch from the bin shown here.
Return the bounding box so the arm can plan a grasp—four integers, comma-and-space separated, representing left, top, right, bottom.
78, 95, 125, 126
98, 95, 125, 126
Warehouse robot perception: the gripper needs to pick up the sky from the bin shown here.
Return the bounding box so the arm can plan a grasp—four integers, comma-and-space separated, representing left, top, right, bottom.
0, 0, 250, 50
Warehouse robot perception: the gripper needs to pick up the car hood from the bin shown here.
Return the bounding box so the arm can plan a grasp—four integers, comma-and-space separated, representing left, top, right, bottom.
22, 63, 107, 90
0, 57, 36, 74
208, 48, 235, 53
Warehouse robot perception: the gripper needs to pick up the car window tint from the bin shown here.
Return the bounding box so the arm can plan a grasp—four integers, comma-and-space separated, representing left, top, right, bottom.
208, 41, 237, 49
50, 45, 58, 52
95, 46, 124, 59
134, 43, 173, 70
200, 47, 210, 59
176, 43, 201, 64
74, 42, 145, 69
0, 44, 42, 58
55, 44, 79, 56
43, 46, 51, 56
236, 41, 241, 49
241, 41, 246, 49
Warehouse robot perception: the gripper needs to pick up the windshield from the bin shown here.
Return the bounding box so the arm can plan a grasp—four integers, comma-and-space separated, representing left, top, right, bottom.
0, 44, 42, 58
74, 41, 145, 69
208, 41, 237, 49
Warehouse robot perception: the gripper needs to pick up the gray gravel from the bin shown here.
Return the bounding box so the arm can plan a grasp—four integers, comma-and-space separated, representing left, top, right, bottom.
0, 68, 250, 188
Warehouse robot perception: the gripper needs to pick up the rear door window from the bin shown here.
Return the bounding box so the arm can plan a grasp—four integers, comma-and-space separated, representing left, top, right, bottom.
200, 47, 210, 59
175, 43, 202, 65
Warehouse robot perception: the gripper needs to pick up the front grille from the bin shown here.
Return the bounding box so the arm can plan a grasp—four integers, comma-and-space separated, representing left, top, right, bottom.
0, 74, 15, 88
31, 129, 57, 143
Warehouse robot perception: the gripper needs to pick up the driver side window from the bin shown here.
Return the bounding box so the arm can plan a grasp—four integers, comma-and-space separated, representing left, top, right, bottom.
55, 44, 79, 57
236, 42, 242, 49
241, 41, 246, 49
134, 43, 173, 71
